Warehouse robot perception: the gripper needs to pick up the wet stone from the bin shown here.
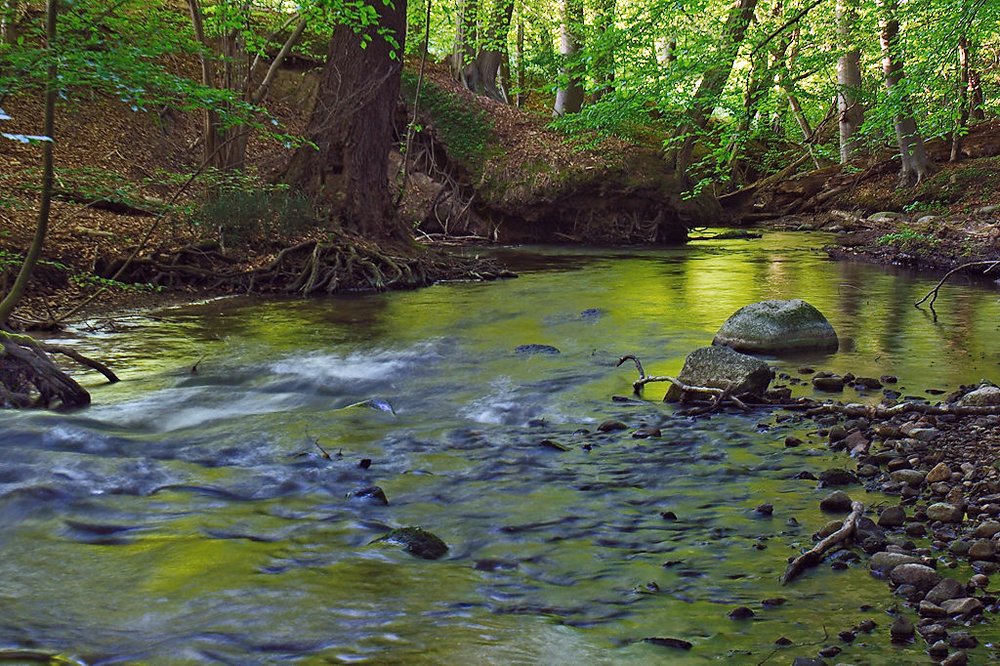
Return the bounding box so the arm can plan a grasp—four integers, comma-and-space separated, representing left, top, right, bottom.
817, 646, 841, 658
643, 637, 692, 650
890, 469, 926, 486
775, 636, 793, 646
377, 527, 449, 560
890, 615, 915, 642
925, 577, 966, 605
968, 538, 996, 560
349, 486, 388, 506
755, 503, 774, 516
969, 573, 989, 588
728, 606, 755, 620
926, 462, 952, 484
890, 563, 942, 591
837, 630, 856, 643
941, 597, 983, 615
632, 427, 661, 439
918, 600, 948, 618
791, 657, 826, 666
870, 552, 922, 575
878, 505, 906, 528
784, 436, 802, 447
948, 632, 978, 649
597, 420, 628, 432
819, 490, 853, 512
927, 503, 964, 524
975, 521, 1000, 538
818, 468, 856, 487
928, 640, 949, 660
813, 375, 845, 392
942, 652, 968, 666
856, 619, 877, 633
515, 344, 561, 355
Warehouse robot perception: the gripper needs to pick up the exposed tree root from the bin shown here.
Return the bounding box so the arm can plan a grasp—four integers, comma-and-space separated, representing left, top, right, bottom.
782, 501, 864, 584
96, 231, 513, 295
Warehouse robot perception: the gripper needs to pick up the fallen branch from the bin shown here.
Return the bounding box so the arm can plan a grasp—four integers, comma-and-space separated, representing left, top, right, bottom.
914, 259, 1000, 309
616, 354, 750, 414
786, 399, 1000, 418
782, 500, 864, 584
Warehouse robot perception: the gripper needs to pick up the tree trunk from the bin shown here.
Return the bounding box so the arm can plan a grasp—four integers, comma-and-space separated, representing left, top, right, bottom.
969, 68, 985, 120
951, 36, 970, 162
515, 16, 525, 107
1, 0, 19, 44
283, 0, 408, 240
655, 37, 676, 68
836, 0, 863, 163
878, 0, 932, 186
452, 0, 513, 101
553, 0, 585, 116
671, 0, 758, 180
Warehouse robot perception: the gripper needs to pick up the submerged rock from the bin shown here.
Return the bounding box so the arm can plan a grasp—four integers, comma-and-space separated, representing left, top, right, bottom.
349, 486, 388, 506
376, 527, 449, 560
712, 299, 838, 354
664, 346, 773, 402
515, 344, 561, 355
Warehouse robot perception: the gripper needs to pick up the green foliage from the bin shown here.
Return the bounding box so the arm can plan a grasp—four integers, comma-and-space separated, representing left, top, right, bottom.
187, 174, 315, 245
400, 72, 493, 170
877, 228, 939, 251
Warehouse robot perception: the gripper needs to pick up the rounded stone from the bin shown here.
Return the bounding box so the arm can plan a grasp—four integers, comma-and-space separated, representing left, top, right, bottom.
712, 299, 839, 354
878, 505, 906, 528
961, 386, 1000, 407
890, 563, 942, 592
927, 503, 964, 524
663, 345, 774, 402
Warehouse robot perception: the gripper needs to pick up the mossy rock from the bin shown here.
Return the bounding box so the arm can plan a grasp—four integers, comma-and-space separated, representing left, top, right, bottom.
713, 299, 838, 354
664, 346, 774, 402
375, 527, 449, 560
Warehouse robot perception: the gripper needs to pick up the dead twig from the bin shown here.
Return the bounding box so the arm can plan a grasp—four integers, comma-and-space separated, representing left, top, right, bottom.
914, 259, 1000, 310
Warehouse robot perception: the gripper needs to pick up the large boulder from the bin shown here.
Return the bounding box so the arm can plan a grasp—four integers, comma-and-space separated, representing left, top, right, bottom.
664, 346, 774, 402
713, 299, 839, 354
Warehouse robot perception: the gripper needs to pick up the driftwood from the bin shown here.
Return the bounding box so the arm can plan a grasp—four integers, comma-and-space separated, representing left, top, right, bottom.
782, 500, 864, 584
914, 259, 1000, 309
615, 354, 751, 414
785, 399, 1000, 418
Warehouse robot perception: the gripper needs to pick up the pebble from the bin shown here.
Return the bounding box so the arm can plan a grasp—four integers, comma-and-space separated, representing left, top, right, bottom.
597, 420, 628, 432
969, 573, 989, 588
928, 640, 950, 660
817, 645, 841, 658
348, 486, 388, 505
818, 468, 856, 486
755, 503, 773, 516
784, 436, 802, 447
941, 597, 983, 615
918, 600, 948, 618
869, 551, 922, 574
632, 427, 661, 439
813, 375, 845, 391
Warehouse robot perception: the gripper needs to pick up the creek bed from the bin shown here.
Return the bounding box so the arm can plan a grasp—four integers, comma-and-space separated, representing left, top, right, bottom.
1, 232, 999, 664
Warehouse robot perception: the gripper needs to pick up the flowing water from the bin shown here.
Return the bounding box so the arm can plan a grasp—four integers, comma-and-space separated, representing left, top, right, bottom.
1, 232, 999, 665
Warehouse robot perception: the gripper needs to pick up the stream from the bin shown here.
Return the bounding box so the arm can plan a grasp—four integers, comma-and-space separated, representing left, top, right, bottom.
1, 231, 999, 664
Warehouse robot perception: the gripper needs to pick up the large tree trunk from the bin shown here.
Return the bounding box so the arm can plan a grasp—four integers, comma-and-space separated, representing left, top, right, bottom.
836, 0, 863, 163
284, 0, 408, 239
877, 0, 932, 186
452, 0, 513, 101
553, 0, 585, 116
671, 0, 758, 180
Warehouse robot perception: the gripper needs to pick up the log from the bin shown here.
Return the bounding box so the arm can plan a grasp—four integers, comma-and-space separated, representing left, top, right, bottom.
782, 500, 864, 584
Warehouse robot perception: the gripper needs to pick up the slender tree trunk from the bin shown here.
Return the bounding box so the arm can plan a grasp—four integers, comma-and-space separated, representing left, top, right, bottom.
836, 0, 863, 163
671, 0, 758, 180
0, 0, 57, 325
553, 0, 585, 116
951, 36, 971, 162
969, 68, 985, 120
1, 0, 19, 44
284, 0, 408, 239
877, 0, 932, 186
515, 16, 525, 107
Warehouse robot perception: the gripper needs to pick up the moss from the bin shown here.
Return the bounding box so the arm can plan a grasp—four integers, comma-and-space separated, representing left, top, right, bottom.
400, 73, 494, 175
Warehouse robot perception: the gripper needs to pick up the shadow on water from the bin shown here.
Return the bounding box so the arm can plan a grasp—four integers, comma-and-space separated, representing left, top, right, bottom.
0, 232, 998, 663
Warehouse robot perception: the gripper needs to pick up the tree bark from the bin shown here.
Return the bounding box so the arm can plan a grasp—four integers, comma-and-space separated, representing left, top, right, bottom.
878, 0, 932, 186
553, 0, 585, 116
283, 0, 408, 240
514, 16, 525, 107
835, 0, 863, 163
0, 0, 57, 325
951, 36, 970, 162
452, 0, 513, 101
671, 0, 758, 180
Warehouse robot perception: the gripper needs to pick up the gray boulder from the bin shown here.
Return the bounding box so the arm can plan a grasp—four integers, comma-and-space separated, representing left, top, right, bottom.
664, 346, 774, 402
713, 299, 838, 354
961, 386, 1000, 407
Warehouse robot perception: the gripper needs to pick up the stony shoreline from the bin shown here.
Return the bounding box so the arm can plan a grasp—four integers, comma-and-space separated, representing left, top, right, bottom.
775, 381, 1000, 665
